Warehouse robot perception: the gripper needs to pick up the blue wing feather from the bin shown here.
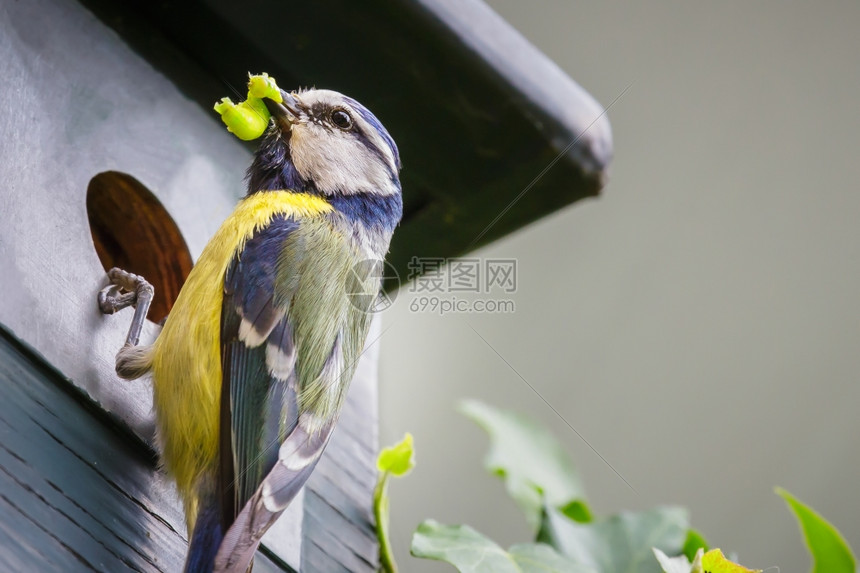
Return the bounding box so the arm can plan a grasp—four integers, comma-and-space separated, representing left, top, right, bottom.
186, 216, 304, 573
219, 216, 301, 523
203, 211, 375, 573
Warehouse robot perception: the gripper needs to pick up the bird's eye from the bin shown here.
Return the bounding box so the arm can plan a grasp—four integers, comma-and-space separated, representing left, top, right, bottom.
330, 109, 353, 130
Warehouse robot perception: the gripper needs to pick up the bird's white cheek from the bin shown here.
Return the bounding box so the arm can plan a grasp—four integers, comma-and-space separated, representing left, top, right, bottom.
290, 125, 397, 196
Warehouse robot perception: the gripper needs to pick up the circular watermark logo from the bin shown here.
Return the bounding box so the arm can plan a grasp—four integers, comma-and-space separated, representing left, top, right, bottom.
345, 259, 400, 313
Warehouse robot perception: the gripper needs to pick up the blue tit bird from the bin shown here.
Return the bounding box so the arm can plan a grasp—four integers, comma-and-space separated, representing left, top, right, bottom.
98, 87, 402, 573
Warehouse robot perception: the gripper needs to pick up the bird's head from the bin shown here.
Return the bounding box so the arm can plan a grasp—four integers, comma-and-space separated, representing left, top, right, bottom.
248, 89, 401, 197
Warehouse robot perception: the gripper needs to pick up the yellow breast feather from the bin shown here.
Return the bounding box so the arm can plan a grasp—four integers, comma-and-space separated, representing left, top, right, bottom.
150, 191, 332, 526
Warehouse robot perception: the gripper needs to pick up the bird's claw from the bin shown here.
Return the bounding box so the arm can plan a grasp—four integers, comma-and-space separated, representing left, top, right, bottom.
98, 268, 154, 315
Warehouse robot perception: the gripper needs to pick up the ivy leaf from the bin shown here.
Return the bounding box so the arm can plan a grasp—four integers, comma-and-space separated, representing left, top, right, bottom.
375, 433, 416, 573
653, 548, 759, 573
377, 432, 415, 476
776, 487, 857, 573
508, 543, 597, 573
560, 500, 593, 524
459, 400, 588, 528
700, 549, 760, 573
538, 505, 689, 573
682, 529, 709, 562
411, 520, 596, 573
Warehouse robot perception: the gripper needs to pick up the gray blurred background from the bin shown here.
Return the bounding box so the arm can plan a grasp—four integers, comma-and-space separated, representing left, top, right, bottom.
377, 1, 860, 571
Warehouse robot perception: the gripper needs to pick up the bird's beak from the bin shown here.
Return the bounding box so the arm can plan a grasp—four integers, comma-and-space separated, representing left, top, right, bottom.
264, 90, 303, 129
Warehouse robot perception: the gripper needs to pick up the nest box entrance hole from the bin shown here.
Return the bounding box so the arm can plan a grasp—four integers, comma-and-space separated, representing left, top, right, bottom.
86, 171, 193, 324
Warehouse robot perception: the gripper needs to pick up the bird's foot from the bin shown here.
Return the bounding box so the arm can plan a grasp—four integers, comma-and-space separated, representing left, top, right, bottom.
98, 268, 153, 314
98, 267, 154, 347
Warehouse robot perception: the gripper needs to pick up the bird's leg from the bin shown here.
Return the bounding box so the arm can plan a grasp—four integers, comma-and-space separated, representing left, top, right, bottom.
98, 267, 154, 347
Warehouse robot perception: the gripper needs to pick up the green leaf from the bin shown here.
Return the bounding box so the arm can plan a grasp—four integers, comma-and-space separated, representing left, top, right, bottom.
411, 520, 596, 573
654, 548, 761, 573
377, 432, 415, 476
700, 549, 760, 573
682, 529, 709, 562
508, 544, 596, 573
375, 433, 417, 572
776, 487, 856, 573
459, 400, 587, 528
539, 505, 689, 573
560, 500, 593, 524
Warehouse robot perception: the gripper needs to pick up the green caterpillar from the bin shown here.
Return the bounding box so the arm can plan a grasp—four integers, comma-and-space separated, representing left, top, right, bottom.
214, 73, 283, 141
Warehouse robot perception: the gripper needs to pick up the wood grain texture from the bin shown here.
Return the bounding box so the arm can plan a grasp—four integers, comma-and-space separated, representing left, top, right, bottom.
0, 326, 187, 572
0, 0, 249, 444
0, 327, 305, 572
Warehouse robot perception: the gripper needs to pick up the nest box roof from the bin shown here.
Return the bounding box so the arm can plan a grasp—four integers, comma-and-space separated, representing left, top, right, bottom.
81, 0, 613, 273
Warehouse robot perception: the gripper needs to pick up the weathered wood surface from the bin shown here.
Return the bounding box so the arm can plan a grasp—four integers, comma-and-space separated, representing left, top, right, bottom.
0, 0, 381, 569
0, 326, 294, 573
0, 326, 187, 573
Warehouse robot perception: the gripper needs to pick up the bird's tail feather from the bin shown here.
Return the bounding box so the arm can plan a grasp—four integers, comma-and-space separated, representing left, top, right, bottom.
184, 498, 225, 573
214, 419, 335, 573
